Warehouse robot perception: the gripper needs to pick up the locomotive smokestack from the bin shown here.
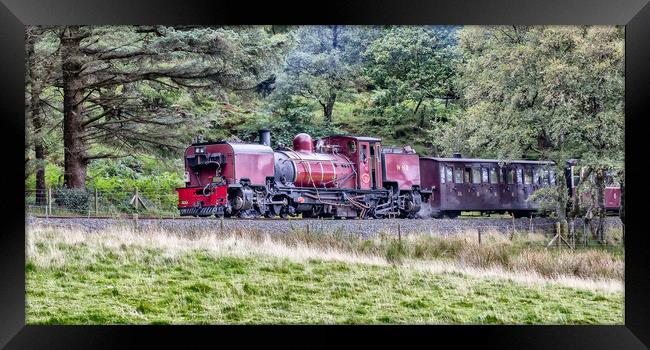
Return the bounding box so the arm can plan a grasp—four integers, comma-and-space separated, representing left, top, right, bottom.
452, 152, 462, 158
259, 129, 271, 147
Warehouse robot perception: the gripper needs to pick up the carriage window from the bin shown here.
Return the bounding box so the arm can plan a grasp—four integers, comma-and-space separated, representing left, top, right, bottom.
516, 169, 523, 184
472, 168, 481, 184
464, 168, 472, 183
549, 169, 556, 185
534, 169, 541, 184
440, 165, 446, 184
482, 168, 489, 183
489, 168, 498, 184
454, 167, 463, 183
503, 168, 513, 184
446, 166, 453, 183
524, 168, 533, 185
361, 145, 368, 163
542, 169, 550, 185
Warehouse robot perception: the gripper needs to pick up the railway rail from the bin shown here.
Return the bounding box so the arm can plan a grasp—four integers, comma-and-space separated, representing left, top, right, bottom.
28, 215, 623, 238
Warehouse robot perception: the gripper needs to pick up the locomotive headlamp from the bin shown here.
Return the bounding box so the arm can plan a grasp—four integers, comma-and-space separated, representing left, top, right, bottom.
213, 176, 223, 183
195, 146, 206, 154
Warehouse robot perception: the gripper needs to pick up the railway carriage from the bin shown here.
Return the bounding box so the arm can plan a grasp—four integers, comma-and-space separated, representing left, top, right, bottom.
419, 155, 556, 218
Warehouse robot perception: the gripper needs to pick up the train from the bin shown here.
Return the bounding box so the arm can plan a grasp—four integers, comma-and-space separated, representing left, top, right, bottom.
176, 130, 621, 219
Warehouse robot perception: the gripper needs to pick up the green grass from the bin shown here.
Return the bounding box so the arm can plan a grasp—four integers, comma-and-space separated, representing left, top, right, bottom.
26, 239, 623, 325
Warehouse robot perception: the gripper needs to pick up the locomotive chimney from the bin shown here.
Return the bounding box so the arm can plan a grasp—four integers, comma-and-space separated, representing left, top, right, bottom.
259, 129, 271, 147
452, 152, 462, 158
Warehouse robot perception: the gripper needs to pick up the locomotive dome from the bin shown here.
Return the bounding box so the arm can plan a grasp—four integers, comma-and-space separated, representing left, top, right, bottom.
293, 133, 313, 152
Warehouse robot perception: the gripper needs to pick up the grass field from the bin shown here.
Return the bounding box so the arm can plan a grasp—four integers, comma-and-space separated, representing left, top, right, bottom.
26, 225, 624, 324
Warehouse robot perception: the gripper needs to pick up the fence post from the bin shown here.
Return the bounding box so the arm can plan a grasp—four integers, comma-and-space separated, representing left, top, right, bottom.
478, 227, 482, 245
47, 187, 52, 218
94, 188, 99, 216
220, 216, 224, 235
556, 222, 560, 249
529, 214, 533, 235
135, 187, 139, 211
397, 223, 401, 244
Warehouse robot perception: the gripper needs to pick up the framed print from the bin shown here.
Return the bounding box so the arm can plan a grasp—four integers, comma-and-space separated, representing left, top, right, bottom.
2, 0, 649, 348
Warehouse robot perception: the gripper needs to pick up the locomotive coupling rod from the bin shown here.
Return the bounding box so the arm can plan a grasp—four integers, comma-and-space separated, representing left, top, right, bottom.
266, 199, 289, 205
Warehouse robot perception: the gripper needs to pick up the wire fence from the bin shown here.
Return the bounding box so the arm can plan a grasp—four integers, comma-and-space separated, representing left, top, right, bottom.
25, 187, 179, 218
25, 187, 623, 249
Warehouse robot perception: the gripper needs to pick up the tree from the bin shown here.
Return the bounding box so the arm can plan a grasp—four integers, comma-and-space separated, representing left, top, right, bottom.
444, 26, 624, 232
25, 26, 60, 203
275, 25, 381, 124
362, 26, 460, 151
28, 25, 285, 188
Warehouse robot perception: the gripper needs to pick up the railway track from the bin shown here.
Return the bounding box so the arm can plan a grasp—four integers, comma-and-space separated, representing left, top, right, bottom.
31, 215, 301, 221
27, 215, 623, 238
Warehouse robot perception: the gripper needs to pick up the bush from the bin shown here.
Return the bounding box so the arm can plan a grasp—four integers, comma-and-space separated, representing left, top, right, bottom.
54, 188, 91, 213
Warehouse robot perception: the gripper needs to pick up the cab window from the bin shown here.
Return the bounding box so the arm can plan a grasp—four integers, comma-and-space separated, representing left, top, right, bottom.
446, 166, 453, 183
472, 168, 481, 184
440, 165, 446, 184
348, 141, 356, 153
516, 168, 523, 184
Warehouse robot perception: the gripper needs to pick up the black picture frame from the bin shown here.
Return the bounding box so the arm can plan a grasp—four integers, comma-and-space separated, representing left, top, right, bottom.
2, 0, 649, 348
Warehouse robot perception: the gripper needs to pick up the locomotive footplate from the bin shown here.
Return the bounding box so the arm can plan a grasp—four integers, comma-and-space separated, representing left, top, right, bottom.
179, 205, 225, 217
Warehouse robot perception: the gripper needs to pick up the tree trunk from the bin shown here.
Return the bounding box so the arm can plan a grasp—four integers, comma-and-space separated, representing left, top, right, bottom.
595, 169, 606, 242
61, 27, 88, 189
555, 169, 569, 238
323, 93, 336, 124
26, 28, 47, 204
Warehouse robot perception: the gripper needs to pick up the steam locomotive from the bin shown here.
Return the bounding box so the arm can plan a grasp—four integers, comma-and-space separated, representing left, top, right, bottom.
176, 130, 621, 219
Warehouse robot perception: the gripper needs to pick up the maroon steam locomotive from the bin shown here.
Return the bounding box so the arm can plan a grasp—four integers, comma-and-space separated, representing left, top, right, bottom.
176, 130, 422, 219
176, 130, 621, 219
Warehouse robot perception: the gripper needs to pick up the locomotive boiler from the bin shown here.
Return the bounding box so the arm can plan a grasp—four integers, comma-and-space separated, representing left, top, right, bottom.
176, 130, 422, 219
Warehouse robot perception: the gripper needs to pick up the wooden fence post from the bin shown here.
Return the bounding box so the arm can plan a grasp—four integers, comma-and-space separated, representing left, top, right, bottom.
397, 223, 401, 244
94, 188, 99, 216
220, 216, 224, 235
478, 227, 482, 245
47, 187, 52, 218
556, 222, 560, 249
